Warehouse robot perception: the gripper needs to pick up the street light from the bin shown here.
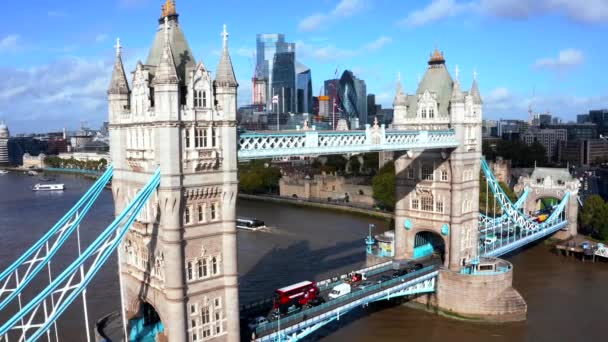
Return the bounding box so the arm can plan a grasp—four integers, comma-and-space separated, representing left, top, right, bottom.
365, 224, 376, 254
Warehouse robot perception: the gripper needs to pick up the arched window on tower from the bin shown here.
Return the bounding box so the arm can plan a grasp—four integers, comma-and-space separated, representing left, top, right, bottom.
429, 107, 435, 118
212, 257, 218, 275
421, 108, 427, 119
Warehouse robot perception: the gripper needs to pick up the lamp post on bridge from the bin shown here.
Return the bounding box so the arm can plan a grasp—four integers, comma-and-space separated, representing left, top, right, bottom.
365, 224, 376, 254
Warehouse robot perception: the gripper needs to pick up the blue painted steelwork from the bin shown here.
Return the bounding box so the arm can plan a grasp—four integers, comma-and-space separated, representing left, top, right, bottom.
0, 166, 114, 311
255, 267, 438, 341
238, 129, 459, 159
479, 187, 530, 232
129, 317, 164, 341
480, 159, 569, 232
479, 158, 571, 257
413, 244, 434, 259
0, 169, 160, 340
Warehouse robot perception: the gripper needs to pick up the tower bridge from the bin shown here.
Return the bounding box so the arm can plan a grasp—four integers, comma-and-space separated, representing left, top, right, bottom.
0, 1, 579, 341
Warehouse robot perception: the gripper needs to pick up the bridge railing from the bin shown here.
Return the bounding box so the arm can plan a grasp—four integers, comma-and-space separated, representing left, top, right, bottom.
255, 265, 437, 337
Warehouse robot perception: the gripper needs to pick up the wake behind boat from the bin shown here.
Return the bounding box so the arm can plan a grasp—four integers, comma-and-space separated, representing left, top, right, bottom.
33, 183, 65, 191
236, 217, 266, 231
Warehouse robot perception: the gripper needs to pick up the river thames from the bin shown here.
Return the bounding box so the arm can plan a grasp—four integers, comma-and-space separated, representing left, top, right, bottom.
1, 172, 607, 341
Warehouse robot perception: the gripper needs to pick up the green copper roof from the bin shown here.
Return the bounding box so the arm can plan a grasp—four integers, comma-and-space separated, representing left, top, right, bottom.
145, 16, 195, 85
415, 63, 453, 117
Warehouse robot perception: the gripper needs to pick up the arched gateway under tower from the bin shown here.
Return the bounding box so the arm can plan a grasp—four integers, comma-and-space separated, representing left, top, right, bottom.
108, 1, 240, 341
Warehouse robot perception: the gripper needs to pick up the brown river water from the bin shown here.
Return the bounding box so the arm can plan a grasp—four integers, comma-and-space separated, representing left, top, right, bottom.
1, 173, 607, 341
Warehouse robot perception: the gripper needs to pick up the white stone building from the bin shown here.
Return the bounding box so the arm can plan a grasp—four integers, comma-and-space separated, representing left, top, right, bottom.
108, 1, 239, 341
0, 122, 9, 166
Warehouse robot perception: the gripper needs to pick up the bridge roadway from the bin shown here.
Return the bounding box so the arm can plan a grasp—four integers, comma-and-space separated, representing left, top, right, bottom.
480, 220, 568, 257
247, 259, 441, 341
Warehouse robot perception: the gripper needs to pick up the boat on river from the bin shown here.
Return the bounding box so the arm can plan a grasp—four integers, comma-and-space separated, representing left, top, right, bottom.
0, 170, 8, 174
236, 217, 266, 231
33, 183, 65, 191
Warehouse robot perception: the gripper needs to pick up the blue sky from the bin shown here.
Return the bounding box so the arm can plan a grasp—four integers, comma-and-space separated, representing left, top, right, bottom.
1, 0, 607, 133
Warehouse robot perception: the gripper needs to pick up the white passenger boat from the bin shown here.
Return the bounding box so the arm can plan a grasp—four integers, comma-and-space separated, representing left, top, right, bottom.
27, 170, 38, 176
0, 170, 8, 174
236, 217, 266, 231
33, 183, 65, 191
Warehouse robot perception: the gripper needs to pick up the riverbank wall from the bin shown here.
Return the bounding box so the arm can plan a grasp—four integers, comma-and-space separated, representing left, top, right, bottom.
238, 193, 393, 220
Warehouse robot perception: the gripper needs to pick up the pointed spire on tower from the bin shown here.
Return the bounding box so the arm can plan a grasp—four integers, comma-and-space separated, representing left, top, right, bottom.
215, 24, 238, 87
394, 71, 407, 107
451, 64, 463, 102
153, 17, 179, 85
108, 37, 130, 94
470, 68, 482, 104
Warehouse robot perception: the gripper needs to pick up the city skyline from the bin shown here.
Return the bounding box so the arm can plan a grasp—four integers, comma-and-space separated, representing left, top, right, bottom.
0, 0, 607, 133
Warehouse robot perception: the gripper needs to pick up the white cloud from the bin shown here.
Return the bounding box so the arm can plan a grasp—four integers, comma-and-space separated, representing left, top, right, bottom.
398, 0, 470, 27
399, 0, 608, 27
534, 48, 584, 70
95, 34, 109, 43
0, 34, 20, 52
0, 56, 114, 132
236, 47, 255, 58
298, 14, 328, 32
365, 36, 392, 51
332, 0, 367, 17
296, 35, 391, 62
299, 0, 368, 32
483, 86, 608, 120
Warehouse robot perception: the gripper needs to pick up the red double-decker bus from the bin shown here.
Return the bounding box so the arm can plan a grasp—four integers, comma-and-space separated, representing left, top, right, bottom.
273, 280, 319, 312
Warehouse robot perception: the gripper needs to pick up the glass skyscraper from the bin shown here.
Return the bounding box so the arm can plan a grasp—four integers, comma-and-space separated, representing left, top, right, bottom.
337, 70, 367, 128
271, 51, 296, 114
296, 62, 312, 114
256, 34, 295, 111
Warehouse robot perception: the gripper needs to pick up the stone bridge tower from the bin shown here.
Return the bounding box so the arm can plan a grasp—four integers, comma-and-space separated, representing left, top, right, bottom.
108, 2, 240, 341
514, 167, 580, 238
392, 51, 482, 271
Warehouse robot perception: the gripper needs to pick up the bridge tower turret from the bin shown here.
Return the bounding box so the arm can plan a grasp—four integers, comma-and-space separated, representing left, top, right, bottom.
445, 66, 483, 270
392, 51, 482, 271
108, 3, 240, 341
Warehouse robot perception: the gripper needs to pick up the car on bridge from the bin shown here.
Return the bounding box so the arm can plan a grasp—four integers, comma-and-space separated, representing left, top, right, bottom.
356, 281, 374, 291
248, 316, 269, 331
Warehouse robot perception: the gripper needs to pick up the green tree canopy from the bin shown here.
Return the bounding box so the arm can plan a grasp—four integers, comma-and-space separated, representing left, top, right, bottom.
483, 140, 548, 167
372, 161, 395, 210
580, 195, 608, 240
238, 160, 282, 195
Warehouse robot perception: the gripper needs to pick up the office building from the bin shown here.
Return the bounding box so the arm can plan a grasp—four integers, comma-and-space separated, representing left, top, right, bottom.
296, 62, 312, 114
271, 51, 296, 113
538, 113, 552, 127
0, 122, 9, 166
588, 109, 608, 136
545, 123, 598, 141
577, 114, 590, 123
367, 94, 377, 121
558, 139, 608, 166
256, 34, 295, 110
521, 128, 567, 162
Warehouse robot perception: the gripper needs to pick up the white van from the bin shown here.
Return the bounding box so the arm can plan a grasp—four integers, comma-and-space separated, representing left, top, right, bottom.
328, 283, 351, 299
484, 235, 497, 245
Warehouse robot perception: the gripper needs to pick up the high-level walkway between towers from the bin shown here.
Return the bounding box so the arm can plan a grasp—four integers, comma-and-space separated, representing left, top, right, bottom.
237, 127, 459, 160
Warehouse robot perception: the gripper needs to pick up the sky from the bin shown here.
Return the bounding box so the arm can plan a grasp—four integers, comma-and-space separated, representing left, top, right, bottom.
1, 0, 607, 133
